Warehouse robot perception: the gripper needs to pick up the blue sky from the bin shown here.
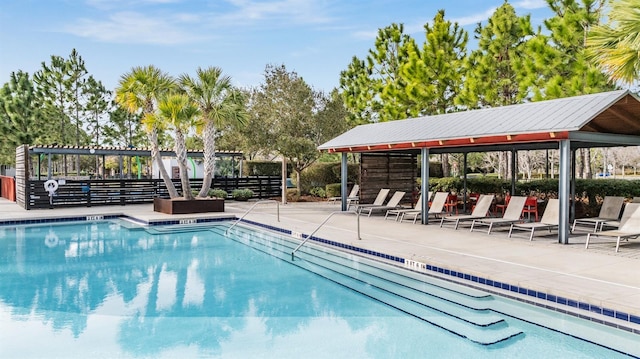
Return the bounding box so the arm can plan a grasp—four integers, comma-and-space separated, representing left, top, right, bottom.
0, 0, 552, 93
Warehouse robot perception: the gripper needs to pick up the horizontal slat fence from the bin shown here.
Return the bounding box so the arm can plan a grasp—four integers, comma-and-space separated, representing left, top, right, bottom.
24, 176, 282, 209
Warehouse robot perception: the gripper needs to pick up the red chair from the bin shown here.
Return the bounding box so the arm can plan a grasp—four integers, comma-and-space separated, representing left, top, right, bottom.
495, 195, 511, 216
522, 196, 539, 222
444, 194, 458, 214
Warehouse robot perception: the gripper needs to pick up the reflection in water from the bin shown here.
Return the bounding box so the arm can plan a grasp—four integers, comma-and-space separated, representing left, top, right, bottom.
0, 221, 437, 358
0, 222, 628, 359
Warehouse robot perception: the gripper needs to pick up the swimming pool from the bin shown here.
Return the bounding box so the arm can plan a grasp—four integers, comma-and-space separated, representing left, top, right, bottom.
0, 220, 637, 358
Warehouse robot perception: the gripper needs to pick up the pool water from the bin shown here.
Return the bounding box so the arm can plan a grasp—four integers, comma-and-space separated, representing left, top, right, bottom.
0, 221, 635, 358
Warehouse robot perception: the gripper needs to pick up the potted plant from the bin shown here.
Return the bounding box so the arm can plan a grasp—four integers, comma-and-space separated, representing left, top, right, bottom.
208, 189, 228, 199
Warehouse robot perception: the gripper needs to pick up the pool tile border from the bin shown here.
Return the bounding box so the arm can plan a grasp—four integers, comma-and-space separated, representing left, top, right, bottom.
2, 215, 638, 335
240, 218, 640, 335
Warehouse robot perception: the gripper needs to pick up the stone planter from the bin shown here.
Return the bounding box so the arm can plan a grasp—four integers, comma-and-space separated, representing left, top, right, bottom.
153, 197, 224, 214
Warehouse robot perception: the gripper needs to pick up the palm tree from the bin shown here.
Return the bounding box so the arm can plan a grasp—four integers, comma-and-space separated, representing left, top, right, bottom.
179, 67, 248, 198
586, 0, 640, 85
115, 65, 179, 198
154, 93, 200, 200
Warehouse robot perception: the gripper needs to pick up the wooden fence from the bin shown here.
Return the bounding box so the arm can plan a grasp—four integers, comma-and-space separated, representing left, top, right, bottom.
23, 176, 282, 209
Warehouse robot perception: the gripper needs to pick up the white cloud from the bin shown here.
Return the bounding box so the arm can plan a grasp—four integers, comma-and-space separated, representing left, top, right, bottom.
513, 0, 548, 10
63, 11, 210, 45
216, 0, 334, 26
450, 7, 498, 27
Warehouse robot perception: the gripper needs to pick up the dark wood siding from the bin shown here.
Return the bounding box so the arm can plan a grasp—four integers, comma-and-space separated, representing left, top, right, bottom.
360, 152, 416, 205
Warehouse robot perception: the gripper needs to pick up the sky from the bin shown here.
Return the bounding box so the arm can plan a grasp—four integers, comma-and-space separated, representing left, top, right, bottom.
0, 0, 553, 94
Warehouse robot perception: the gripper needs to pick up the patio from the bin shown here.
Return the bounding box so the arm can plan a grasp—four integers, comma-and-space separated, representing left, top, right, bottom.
1, 198, 638, 334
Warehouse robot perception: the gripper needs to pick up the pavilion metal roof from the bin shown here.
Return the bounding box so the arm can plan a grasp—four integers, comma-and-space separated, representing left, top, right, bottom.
319, 90, 640, 153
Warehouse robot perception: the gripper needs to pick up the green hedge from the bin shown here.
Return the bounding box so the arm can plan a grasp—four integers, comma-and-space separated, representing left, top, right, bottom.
243, 161, 293, 176
297, 162, 359, 194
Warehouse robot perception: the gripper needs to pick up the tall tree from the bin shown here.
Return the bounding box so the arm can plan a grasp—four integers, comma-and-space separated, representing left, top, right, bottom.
179, 67, 247, 198
399, 9, 468, 176
339, 23, 415, 123
251, 65, 348, 192
586, 0, 640, 86
0, 71, 47, 165
517, 0, 614, 178
115, 65, 179, 198
154, 93, 200, 200
84, 76, 110, 147
65, 49, 89, 172
457, 3, 533, 179
458, 3, 533, 108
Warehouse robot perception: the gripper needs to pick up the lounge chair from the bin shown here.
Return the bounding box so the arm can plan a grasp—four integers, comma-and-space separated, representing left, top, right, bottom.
359, 191, 406, 217
586, 203, 640, 252
571, 196, 625, 233
470, 196, 527, 234
385, 192, 431, 221
439, 194, 495, 229
400, 191, 449, 224
328, 184, 359, 206
508, 199, 559, 241
352, 188, 389, 213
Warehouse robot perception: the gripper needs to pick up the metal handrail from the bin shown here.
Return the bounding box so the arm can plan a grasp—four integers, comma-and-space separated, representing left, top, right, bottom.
225, 200, 280, 235
291, 210, 360, 261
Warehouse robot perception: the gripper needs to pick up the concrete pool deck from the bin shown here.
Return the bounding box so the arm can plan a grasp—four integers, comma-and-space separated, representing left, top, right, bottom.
1, 198, 639, 334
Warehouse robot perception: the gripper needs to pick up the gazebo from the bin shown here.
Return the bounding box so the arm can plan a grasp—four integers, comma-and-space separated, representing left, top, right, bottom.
319, 89, 640, 244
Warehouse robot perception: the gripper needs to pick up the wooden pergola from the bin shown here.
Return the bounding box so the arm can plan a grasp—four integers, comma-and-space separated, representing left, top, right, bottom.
319, 90, 640, 244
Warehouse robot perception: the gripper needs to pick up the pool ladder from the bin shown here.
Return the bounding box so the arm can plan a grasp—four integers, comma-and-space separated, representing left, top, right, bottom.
225, 200, 280, 236
291, 210, 361, 261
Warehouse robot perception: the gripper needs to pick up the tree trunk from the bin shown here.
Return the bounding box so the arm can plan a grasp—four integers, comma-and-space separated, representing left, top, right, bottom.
198, 120, 216, 197
584, 149, 593, 179
295, 167, 302, 194
441, 154, 450, 177
174, 129, 193, 200
149, 129, 179, 198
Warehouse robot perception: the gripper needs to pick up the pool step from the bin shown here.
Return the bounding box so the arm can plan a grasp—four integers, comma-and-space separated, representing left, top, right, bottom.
216, 225, 524, 346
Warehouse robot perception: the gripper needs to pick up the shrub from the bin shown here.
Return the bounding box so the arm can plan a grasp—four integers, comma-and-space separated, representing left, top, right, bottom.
231, 189, 254, 201
242, 161, 293, 176
208, 189, 228, 199
325, 183, 341, 198
310, 187, 326, 198
286, 188, 300, 202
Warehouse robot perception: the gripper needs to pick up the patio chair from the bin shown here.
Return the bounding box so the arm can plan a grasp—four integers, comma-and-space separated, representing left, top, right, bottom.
508, 199, 559, 241
328, 184, 359, 206
586, 203, 640, 252
352, 188, 389, 213
470, 196, 527, 234
384, 191, 431, 221
439, 194, 495, 229
571, 196, 625, 233
359, 191, 407, 217
521, 196, 540, 222
494, 194, 511, 216
400, 191, 449, 224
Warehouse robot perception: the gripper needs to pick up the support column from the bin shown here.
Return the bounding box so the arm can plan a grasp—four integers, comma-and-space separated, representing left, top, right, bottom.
511, 149, 517, 195
47, 153, 52, 180
341, 153, 348, 211
421, 148, 430, 225
281, 157, 287, 205
559, 140, 571, 244
462, 152, 468, 213
571, 148, 576, 222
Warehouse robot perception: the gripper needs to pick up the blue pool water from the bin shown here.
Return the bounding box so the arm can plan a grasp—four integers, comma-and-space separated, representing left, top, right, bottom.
0, 221, 635, 358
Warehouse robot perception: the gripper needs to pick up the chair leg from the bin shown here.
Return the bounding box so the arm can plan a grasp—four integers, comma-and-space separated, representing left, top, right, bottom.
586, 233, 592, 249
440, 217, 445, 227
487, 223, 493, 234
470, 220, 476, 232
529, 228, 535, 241
571, 220, 577, 233
616, 236, 621, 252
454, 219, 460, 230
508, 224, 514, 238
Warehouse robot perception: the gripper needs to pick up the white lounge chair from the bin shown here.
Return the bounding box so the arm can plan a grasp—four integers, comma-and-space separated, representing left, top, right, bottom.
586, 203, 640, 252
571, 196, 625, 233
328, 184, 359, 206
440, 194, 495, 230
360, 191, 406, 217
470, 196, 527, 234
400, 191, 449, 224
385, 192, 431, 221
352, 188, 389, 212
509, 199, 559, 241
